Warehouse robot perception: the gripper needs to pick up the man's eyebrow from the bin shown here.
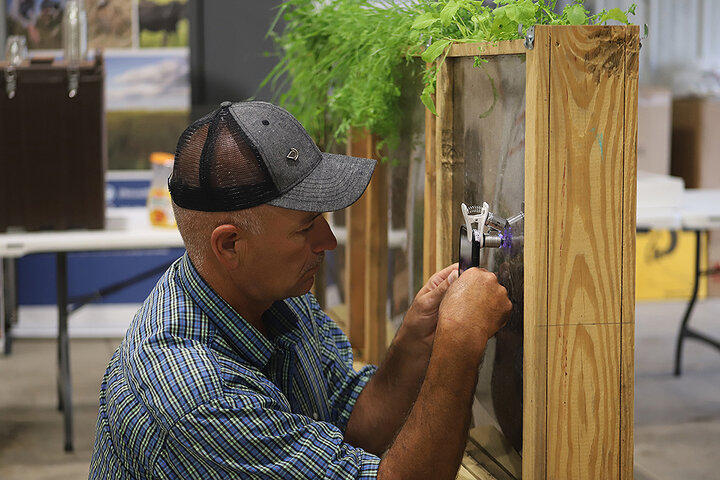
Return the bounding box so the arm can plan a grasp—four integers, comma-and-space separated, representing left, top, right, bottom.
299, 213, 322, 225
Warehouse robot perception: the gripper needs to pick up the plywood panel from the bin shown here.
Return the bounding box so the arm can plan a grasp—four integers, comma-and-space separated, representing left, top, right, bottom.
547, 323, 621, 480
621, 24, 640, 480
523, 24, 551, 480
548, 26, 626, 327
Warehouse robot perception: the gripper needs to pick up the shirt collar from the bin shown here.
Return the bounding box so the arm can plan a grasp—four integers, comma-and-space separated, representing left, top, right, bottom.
178, 254, 301, 369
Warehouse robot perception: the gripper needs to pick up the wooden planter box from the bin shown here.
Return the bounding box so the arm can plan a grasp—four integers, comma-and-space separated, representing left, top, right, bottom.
342, 24, 638, 479
425, 25, 639, 479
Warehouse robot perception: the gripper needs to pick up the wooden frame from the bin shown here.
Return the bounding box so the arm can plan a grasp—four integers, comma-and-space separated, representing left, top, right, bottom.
346, 130, 389, 365
424, 25, 639, 479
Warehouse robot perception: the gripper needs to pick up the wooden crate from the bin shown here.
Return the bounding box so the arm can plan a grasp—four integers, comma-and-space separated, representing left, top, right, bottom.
343, 25, 638, 478
0, 56, 106, 231
423, 25, 639, 479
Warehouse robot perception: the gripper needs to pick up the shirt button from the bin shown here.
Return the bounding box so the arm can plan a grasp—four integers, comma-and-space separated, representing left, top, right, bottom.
312, 412, 319, 420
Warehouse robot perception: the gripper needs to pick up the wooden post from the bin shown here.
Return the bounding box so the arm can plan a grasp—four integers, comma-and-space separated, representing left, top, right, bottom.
523, 24, 551, 480
346, 131, 370, 352
434, 58, 464, 272
364, 157, 389, 365
423, 105, 437, 283
534, 25, 638, 480
430, 26, 638, 480
346, 130, 389, 364
621, 25, 640, 480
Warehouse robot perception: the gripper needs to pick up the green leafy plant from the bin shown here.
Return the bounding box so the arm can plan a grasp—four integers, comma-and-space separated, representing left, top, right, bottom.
264, 0, 635, 154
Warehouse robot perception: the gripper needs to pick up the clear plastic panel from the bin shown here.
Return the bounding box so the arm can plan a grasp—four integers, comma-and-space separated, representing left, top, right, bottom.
456, 54, 526, 479
387, 74, 426, 339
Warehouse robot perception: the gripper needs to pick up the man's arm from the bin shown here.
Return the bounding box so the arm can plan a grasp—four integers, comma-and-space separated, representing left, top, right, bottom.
345, 267, 511, 479
344, 264, 458, 454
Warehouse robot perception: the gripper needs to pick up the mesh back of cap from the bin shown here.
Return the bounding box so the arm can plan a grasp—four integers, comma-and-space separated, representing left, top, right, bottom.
169, 107, 279, 211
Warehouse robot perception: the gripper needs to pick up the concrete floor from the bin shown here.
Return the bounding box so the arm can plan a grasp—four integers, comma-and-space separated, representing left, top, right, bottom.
0, 300, 719, 479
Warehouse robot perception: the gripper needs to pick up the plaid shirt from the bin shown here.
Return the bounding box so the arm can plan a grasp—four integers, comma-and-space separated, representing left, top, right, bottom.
90, 254, 380, 479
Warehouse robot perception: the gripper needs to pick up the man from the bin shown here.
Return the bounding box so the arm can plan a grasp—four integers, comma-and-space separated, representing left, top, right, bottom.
90, 101, 511, 479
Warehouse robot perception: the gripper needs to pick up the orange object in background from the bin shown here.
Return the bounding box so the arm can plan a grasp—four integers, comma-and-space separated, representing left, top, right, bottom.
147, 152, 176, 228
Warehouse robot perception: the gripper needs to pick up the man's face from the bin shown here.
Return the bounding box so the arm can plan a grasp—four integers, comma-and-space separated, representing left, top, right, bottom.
238, 205, 337, 302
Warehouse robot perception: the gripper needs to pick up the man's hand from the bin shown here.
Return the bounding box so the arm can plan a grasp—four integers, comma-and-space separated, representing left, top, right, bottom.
401, 263, 459, 350
375, 267, 512, 480
436, 267, 512, 360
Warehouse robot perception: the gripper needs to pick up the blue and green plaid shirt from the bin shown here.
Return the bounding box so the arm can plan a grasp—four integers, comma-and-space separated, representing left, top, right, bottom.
90, 254, 380, 478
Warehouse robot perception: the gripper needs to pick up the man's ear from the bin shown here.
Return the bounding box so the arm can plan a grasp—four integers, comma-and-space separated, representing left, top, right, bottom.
210, 224, 246, 270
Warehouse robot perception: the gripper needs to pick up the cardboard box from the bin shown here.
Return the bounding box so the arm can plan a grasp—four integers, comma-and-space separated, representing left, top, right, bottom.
637, 86, 672, 175
671, 96, 720, 297
671, 97, 720, 189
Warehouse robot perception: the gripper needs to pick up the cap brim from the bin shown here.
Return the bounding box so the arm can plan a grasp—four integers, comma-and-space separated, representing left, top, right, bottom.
267, 153, 376, 212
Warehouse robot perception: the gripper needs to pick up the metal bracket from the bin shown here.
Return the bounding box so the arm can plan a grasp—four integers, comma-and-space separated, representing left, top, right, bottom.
524, 25, 535, 50
462, 202, 489, 242
4, 66, 17, 99
67, 66, 80, 98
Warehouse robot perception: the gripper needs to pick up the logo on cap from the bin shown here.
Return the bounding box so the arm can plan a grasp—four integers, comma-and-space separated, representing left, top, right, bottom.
287, 148, 299, 162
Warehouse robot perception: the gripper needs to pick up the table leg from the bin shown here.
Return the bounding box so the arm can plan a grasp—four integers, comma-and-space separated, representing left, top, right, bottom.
2, 258, 18, 355
674, 231, 701, 376
56, 252, 73, 452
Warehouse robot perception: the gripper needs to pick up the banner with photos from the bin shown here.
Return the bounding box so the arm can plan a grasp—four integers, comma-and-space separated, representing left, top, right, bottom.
5, 0, 189, 169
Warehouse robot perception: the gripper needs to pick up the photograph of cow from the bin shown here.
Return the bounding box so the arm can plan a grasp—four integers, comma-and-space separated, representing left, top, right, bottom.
138, 0, 187, 48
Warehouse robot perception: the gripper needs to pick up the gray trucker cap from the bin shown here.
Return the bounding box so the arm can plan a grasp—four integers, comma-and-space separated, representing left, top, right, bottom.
168, 101, 376, 212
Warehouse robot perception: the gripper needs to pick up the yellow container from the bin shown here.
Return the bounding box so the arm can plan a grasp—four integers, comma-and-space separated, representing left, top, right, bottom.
636, 230, 707, 300
147, 152, 176, 228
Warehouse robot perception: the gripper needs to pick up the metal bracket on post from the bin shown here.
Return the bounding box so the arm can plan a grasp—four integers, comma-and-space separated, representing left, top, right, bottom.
67, 66, 80, 98
4, 66, 17, 99
524, 25, 535, 50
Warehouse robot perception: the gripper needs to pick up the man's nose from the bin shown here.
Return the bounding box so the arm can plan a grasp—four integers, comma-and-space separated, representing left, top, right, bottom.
310, 216, 337, 253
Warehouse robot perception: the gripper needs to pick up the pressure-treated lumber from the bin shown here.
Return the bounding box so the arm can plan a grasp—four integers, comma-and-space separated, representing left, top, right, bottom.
346, 130, 389, 364
547, 323, 621, 479
522, 24, 551, 480
346, 131, 371, 350
430, 25, 638, 480
434, 58, 464, 272
447, 39, 526, 57
423, 106, 437, 283
544, 25, 633, 480
621, 25, 640, 480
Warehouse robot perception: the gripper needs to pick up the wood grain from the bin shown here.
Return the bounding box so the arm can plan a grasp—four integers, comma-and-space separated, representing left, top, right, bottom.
447, 39, 526, 57
423, 104, 437, 283
346, 130, 371, 351
523, 24, 551, 480
435, 57, 464, 271
548, 26, 626, 328
547, 323, 621, 480
620, 24, 639, 480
